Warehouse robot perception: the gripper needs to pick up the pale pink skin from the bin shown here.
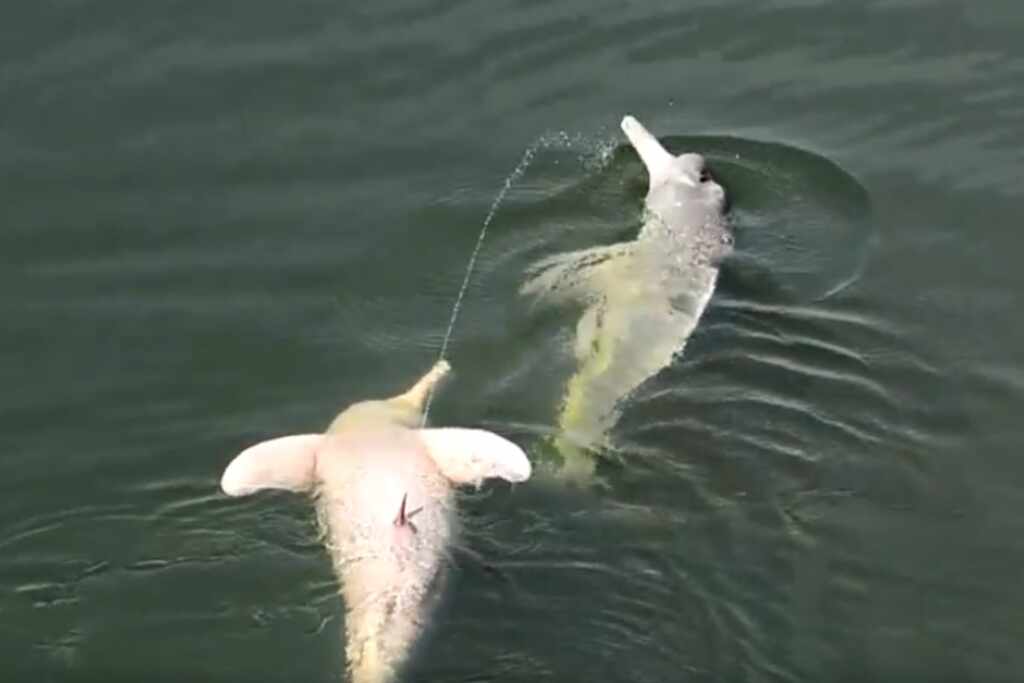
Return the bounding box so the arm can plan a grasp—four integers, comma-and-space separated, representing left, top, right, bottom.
220, 361, 531, 683
317, 428, 455, 683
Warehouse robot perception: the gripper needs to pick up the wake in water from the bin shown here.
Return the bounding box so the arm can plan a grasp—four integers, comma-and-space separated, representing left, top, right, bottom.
420, 118, 872, 488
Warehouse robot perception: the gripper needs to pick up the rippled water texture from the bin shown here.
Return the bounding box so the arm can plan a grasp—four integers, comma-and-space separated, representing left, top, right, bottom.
3, 1, 1023, 681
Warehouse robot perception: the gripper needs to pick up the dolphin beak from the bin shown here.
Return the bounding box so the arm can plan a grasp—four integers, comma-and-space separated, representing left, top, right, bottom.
621, 115, 674, 185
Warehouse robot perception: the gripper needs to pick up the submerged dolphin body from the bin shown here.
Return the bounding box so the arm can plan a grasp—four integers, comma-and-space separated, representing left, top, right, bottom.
521, 115, 731, 480
220, 360, 531, 683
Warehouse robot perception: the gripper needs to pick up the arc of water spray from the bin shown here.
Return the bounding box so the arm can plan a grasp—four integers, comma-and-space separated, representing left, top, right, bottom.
419, 144, 541, 426
418, 130, 615, 425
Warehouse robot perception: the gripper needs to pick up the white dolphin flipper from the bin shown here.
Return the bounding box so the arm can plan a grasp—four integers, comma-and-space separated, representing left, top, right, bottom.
220, 434, 322, 496
417, 428, 532, 487
520, 242, 636, 306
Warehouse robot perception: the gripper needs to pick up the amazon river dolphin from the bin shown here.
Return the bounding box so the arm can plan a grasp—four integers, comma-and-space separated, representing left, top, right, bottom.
521, 115, 731, 481
220, 360, 531, 683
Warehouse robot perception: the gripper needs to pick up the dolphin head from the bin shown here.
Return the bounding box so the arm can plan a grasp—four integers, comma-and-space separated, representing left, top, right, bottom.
620, 115, 726, 214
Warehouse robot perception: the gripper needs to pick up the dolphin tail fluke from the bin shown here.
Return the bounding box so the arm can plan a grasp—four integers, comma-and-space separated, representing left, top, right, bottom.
520, 243, 635, 307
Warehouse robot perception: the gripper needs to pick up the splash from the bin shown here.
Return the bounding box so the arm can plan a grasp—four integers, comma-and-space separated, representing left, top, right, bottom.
420, 130, 614, 425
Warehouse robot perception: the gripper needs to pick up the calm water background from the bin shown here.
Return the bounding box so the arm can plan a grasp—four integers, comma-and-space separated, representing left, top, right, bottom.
3, 1, 1023, 681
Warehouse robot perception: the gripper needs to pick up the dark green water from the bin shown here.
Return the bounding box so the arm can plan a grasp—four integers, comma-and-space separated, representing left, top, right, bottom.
3, 1, 1023, 681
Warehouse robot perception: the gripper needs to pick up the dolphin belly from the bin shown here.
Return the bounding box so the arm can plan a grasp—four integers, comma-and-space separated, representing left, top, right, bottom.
316, 434, 455, 683
219, 360, 530, 680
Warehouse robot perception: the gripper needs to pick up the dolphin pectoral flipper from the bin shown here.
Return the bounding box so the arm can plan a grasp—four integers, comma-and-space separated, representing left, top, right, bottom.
417, 428, 532, 487
220, 434, 322, 496
520, 242, 635, 306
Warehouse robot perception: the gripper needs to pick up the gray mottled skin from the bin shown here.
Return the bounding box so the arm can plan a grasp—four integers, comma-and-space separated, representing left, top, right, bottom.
521, 115, 731, 480
220, 360, 530, 682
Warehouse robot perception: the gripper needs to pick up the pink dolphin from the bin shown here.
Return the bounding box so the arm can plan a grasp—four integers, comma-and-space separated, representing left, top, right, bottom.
220, 360, 531, 683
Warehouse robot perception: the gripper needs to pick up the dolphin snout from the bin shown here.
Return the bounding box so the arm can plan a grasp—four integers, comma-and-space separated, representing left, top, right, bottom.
620, 115, 673, 184
620, 115, 643, 137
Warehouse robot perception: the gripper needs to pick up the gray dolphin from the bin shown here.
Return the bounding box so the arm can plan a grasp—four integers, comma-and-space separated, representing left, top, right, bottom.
220, 360, 531, 683
521, 115, 731, 480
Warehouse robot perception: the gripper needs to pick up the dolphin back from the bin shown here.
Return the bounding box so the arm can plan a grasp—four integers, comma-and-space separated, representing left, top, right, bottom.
522, 115, 731, 480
